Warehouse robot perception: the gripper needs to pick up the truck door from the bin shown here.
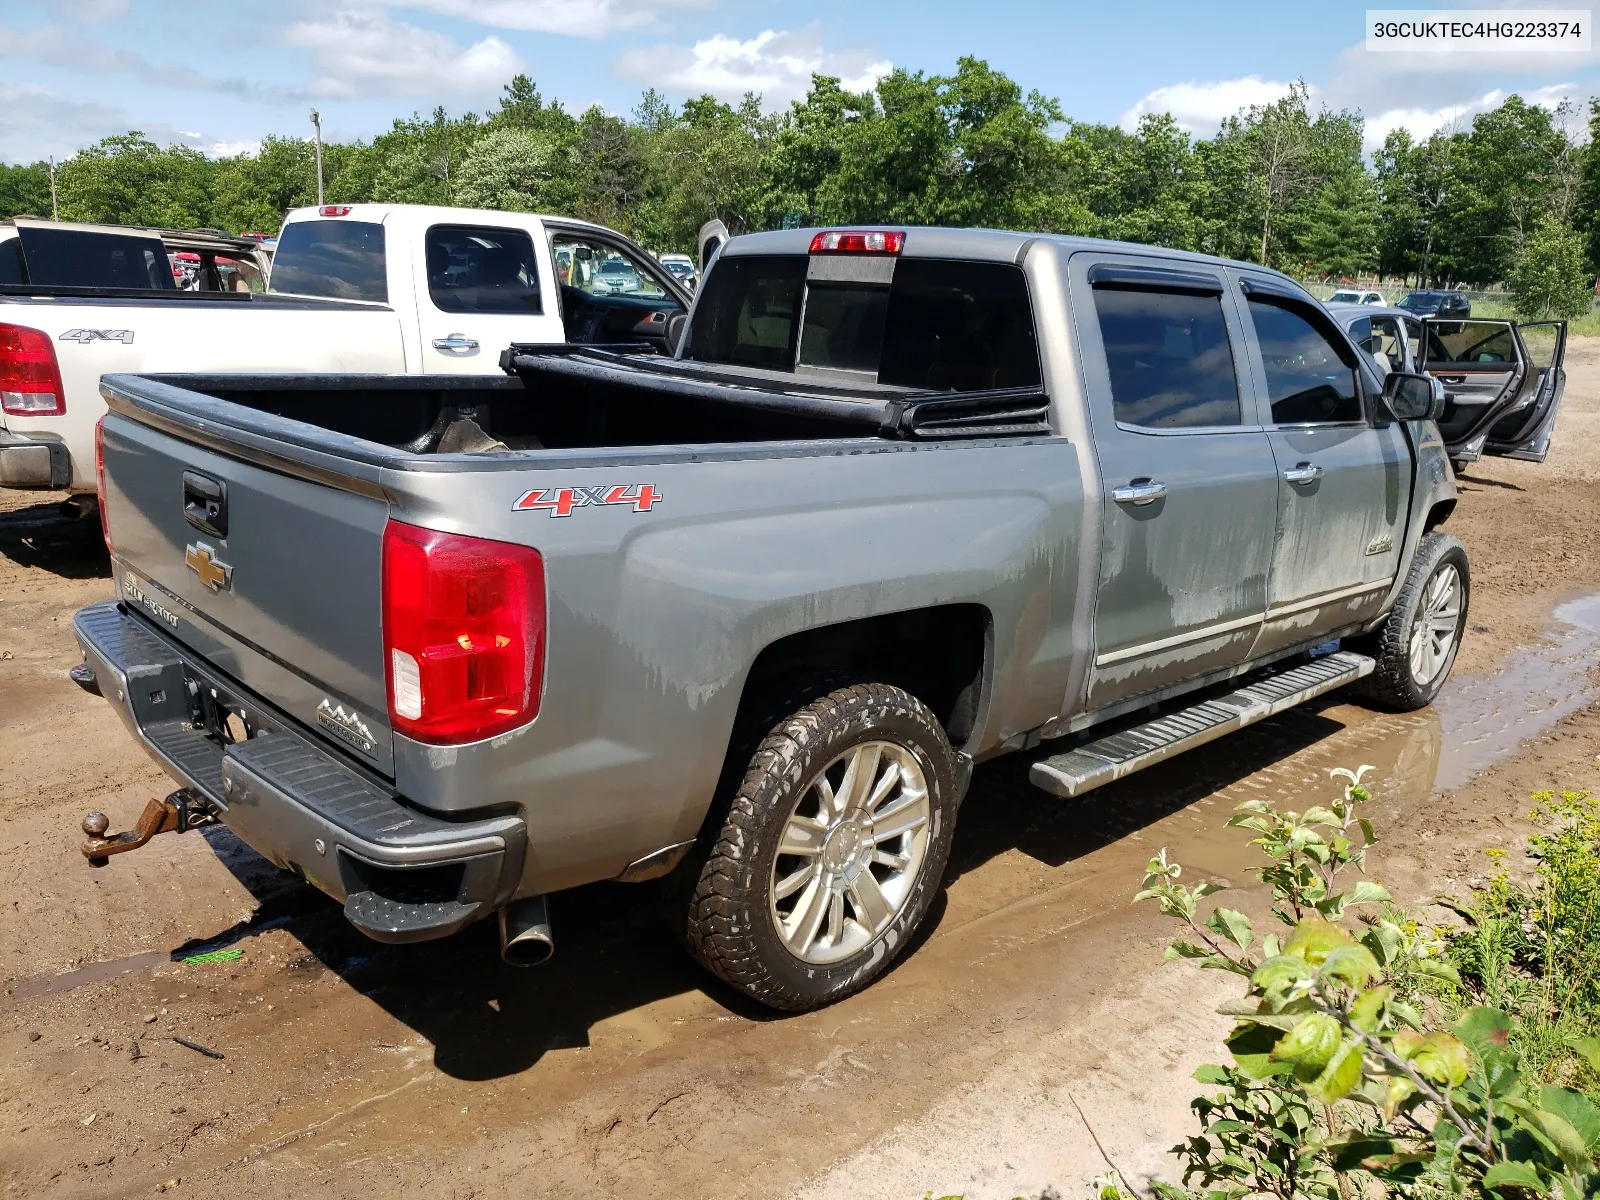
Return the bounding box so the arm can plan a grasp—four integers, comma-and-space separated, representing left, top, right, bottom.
1418, 318, 1529, 464
1484, 321, 1567, 462
1236, 277, 1408, 655
1073, 257, 1279, 711
413, 221, 564, 372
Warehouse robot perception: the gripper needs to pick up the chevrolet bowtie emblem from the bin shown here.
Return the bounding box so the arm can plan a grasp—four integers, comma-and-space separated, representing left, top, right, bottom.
184, 541, 232, 592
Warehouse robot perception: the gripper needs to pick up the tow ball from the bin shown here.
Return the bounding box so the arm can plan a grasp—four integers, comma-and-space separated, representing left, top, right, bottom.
80, 789, 216, 867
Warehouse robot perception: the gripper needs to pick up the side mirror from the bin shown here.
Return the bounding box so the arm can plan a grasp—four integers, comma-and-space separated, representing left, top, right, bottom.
1383, 371, 1446, 422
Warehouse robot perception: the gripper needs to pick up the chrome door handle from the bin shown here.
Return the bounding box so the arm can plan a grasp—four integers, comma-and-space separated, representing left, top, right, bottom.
1112, 480, 1167, 506
1284, 463, 1323, 485
431, 333, 479, 352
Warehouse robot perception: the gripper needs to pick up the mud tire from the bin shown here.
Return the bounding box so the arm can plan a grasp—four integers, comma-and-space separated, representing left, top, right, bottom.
1348, 531, 1470, 712
678, 683, 959, 1012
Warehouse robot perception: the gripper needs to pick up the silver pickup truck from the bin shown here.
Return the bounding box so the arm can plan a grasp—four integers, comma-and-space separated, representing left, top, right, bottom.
73, 226, 1463, 1011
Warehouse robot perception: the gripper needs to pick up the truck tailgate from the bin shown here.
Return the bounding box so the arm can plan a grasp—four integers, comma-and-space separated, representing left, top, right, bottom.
102, 408, 395, 774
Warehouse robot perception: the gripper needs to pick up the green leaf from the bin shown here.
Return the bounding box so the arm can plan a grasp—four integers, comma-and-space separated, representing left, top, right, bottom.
1206, 907, 1253, 951
1481, 1161, 1547, 1192
1540, 1085, 1600, 1153
1192, 1063, 1231, 1085
1383, 1076, 1418, 1121
1522, 1105, 1594, 1174
1271, 1013, 1341, 1071
1320, 944, 1381, 989
1412, 957, 1463, 986
1163, 940, 1210, 962
1360, 920, 1404, 967
1569, 1035, 1600, 1076
1350, 984, 1391, 1033
1227, 1022, 1294, 1080
1390, 1000, 1423, 1030
1413, 1032, 1472, 1088
1304, 1039, 1365, 1104
1345, 880, 1391, 906
1282, 917, 1353, 964
1261, 933, 1282, 959
1301, 806, 1340, 826
1357, 816, 1377, 845
1252, 954, 1314, 1001
1194, 880, 1227, 898
1455, 1007, 1515, 1066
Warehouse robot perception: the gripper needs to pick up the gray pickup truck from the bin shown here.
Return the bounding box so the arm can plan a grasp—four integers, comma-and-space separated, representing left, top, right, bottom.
73, 226, 1463, 1011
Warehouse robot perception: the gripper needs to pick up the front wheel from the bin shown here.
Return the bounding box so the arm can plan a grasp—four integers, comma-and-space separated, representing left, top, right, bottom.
1349, 532, 1470, 711
681, 683, 959, 1011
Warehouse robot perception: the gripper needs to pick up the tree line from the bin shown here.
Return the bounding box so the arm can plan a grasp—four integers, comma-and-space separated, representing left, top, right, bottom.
2, 60, 1596, 301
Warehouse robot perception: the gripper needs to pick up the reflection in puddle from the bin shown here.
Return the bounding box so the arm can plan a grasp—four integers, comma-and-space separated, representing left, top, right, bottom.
1433, 594, 1600, 789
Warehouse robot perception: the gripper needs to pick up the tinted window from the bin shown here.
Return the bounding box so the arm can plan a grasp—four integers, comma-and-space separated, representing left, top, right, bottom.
16, 227, 172, 289
268, 220, 387, 302
1093, 286, 1241, 428
1247, 297, 1362, 424
1370, 316, 1404, 367
426, 225, 541, 314
1423, 320, 1516, 365
0, 239, 23, 285
685, 255, 805, 371
878, 260, 1040, 390
799, 283, 888, 373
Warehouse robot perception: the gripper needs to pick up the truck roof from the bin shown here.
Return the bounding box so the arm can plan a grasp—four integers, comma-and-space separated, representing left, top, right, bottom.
2, 217, 265, 256
279, 203, 621, 238
723, 225, 1305, 284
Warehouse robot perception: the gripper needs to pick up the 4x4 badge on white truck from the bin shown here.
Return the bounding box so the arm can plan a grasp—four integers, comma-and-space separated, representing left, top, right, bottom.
59, 328, 135, 344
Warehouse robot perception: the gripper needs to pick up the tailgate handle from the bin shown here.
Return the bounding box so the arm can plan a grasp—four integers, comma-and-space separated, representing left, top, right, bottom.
182, 470, 228, 538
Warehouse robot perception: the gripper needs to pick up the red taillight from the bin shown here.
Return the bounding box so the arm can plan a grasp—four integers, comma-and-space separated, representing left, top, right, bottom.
381, 520, 545, 745
319, 205, 352, 217
808, 230, 904, 255
0, 322, 65, 417
95, 415, 112, 552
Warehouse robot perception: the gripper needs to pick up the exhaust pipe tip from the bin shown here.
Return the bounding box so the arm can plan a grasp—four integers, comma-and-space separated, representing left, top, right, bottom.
498, 895, 553, 967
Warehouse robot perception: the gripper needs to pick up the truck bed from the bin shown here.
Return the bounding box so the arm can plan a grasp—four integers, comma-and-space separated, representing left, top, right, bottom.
118, 346, 1052, 460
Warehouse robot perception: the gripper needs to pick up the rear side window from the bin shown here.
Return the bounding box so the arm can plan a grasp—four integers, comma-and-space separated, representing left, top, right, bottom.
1423, 320, 1516, 365
426, 225, 542, 314
16, 227, 172, 289
1093, 286, 1241, 429
687, 255, 1040, 391
0, 239, 23, 285
269, 220, 387, 303
685, 255, 805, 371
1247, 297, 1362, 425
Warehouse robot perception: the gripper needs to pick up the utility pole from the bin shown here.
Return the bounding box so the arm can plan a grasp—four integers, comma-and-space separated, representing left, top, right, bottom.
48, 156, 58, 220
309, 108, 324, 206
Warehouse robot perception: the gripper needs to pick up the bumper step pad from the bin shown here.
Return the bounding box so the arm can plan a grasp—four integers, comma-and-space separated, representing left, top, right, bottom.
1030, 651, 1375, 799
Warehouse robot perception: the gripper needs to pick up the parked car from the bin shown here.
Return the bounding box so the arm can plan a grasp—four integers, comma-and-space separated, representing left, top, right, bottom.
77, 226, 1466, 1012
1327, 301, 1567, 468
1328, 288, 1384, 305
0, 207, 688, 492
1397, 290, 1471, 319
659, 253, 699, 290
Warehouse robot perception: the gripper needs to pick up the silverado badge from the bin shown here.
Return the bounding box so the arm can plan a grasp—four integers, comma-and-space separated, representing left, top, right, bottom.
316, 700, 377, 755
184, 542, 232, 592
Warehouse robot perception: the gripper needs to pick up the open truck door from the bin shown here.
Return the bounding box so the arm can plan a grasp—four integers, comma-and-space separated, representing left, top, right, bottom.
1420, 317, 1534, 468
1484, 321, 1567, 463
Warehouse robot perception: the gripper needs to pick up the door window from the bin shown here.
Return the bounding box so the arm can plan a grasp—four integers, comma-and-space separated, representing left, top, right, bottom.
425, 225, 542, 314
1247, 297, 1362, 425
1092, 285, 1241, 428
551, 235, 670, 301
1423, 321, 1516, 365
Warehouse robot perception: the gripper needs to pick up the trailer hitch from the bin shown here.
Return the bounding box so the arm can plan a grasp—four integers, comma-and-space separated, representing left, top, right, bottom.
80, 789, 216, 867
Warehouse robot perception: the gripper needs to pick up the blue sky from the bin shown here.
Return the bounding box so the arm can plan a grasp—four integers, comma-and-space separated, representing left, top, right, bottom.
1, 0, 1596, 163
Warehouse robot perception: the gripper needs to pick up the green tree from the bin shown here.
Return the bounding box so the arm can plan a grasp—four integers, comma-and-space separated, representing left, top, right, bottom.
1510, 217, 1593, 320
54, 133, 214, 228
453, 127, 560, 212
0, 162, 52, 219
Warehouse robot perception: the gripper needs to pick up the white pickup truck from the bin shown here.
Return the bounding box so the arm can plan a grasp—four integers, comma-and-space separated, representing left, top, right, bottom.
0, 206, 690, 493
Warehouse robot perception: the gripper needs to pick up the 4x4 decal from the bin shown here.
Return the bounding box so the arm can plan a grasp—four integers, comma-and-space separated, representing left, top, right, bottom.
513, 483, 662, 517
59, 328, 135, 344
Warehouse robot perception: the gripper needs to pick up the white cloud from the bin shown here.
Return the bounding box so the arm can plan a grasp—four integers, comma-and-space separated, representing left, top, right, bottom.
284, 10, 524, 98
379, 0, 711, 38
1363, 83, 1587, 150
614, 26, 891, 107
206, 140, 264, 159
1119, 76, 1301, 135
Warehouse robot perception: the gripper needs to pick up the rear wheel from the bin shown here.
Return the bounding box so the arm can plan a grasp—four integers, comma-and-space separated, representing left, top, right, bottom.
680, 683, 958, 1011
1349, 532, 1470, 711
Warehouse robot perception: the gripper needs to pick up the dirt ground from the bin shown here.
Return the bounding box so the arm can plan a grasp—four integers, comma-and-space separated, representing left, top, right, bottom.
2, 343, 1599, 1200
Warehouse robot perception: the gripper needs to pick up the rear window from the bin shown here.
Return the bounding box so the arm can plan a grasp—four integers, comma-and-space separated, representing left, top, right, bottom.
425, 225, 541, 314
0, 239, 23, 286
15, 227, 173, 289
685, 255, 1041, 391
268, 219, 387, 303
